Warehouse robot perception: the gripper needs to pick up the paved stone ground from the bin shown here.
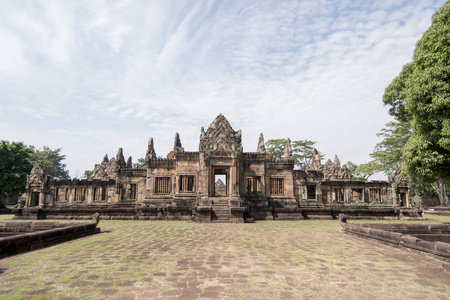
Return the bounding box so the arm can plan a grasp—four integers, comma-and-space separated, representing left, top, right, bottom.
1, 216, 450, 299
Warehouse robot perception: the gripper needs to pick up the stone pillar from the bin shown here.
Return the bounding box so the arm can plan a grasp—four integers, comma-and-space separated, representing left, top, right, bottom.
39, 192, 44, 207
391, 184, 398, 206
316, 183, 322, 202
68, 188, 74, 204
87, 187, 93, 203
344, 187, 349, 203
406, 189, 411, 208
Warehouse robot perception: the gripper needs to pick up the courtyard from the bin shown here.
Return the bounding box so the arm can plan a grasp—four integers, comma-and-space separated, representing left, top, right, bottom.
1, 215, 449, 299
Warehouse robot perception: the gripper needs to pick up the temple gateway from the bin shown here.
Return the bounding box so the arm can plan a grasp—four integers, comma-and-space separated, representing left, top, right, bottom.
17, 114, 419, 222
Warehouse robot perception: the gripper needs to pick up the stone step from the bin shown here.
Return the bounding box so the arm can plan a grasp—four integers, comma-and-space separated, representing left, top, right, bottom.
213, 213, 230, 217
212, 207, 230, 211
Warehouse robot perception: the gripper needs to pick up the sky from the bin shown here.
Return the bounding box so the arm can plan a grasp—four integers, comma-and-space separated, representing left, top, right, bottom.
0, 0, 446, 179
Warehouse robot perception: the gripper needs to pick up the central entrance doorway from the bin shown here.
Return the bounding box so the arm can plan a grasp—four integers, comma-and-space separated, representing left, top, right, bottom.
212, 167, 229, 196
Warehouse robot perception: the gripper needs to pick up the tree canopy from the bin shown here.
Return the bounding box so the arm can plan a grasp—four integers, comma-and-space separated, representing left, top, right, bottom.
29, 146, 70, 179
370, 121, 411, 175
379, 1, 450, 205
266, 139, 323, 170
401, 3, 450, 183
346, 161, 381, 181
0, 141, 70, 203
133, 158, 146, 169
0, 141, 33, 200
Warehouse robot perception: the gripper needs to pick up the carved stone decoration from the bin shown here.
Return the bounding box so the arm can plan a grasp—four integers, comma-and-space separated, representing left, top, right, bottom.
103, 154, 109, 163
200, 127, 205, 139
90, 164, 106, 179
116, 148, 126, 168
283, 138, 293, 160
310, 148, 322, 170
26, 164, 50, 189
308, 151, 354, 181
126, 156, 133, 168
257, 133, 266, 154
389, 166, 409, 186
173, 132, 184, 153
146, 138, 156, 160
199, 114, 243, 159
334, 155, 341, 168
341, 164, 353, 180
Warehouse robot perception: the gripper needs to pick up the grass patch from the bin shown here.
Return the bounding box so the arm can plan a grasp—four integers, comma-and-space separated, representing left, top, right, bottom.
0, 219, 449, 299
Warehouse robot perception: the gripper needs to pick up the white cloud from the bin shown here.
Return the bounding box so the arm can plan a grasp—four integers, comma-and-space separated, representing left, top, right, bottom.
0, 0, 446, 179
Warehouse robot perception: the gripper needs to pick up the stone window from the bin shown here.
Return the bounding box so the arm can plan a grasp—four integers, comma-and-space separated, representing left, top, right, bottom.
307, 185, 316, 199
352, 189, 363, 202
370, 189, 380, 202
94, 187, 106, 201
180, 175, 195, 192
333, 188, 344, 202
247, 176, 261, 192
270, 178, 284, 195
155, 177, 170, 194
56, 188, 67, 201
75, 187, 86, 202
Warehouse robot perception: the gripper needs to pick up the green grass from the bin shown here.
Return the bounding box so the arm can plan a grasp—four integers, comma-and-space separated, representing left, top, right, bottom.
0, 214, 14, 220
0, 218, 449, 299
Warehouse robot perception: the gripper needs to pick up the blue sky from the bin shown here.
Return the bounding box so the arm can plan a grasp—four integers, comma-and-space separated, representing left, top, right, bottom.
0, 0, 445, 178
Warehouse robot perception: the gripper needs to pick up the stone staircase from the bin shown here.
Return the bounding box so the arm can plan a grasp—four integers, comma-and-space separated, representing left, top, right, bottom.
211, 197, 231, 222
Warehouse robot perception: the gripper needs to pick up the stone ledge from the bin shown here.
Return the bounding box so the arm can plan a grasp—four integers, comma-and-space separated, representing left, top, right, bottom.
0, 213, 101, 258
339, 214, 450, 262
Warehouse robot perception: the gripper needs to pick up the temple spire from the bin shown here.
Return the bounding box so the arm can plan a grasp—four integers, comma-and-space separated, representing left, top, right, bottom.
310, 148, 322, 170
116, 148, 126, 168
334, 154, 341, 168
174, 132, 184, 153
174, 132, 181, 148
283, 138, 292, 159
126, 156, 132, 168
146, 138, 156, 160
257, 133, 266, 154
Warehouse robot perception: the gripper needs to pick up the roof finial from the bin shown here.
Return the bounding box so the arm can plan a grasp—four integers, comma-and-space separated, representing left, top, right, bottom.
257, 133, 266, 153
283, 138, 292, 159
146, 138, 156, 160
173, 132, 184, 153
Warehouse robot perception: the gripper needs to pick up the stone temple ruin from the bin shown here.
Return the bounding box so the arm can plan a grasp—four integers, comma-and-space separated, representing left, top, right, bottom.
16, 114, 420, 222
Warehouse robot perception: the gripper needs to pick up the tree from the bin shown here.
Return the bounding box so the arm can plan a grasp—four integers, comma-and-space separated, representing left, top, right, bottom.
266, 139, 323, 170
82, 170, 93, 179
133, 158, 146, 169
370, 121, 411, 175
382, 1, 450, 205
0, 141, 33, 203
346, 161, 381, 181
29, 146, 70, 179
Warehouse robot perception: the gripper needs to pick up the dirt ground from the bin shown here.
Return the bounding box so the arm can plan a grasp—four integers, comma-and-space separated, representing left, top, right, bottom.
1, 215, 449, 299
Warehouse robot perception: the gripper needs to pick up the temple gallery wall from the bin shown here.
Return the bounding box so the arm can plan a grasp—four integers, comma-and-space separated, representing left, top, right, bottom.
16, 114, 419, 222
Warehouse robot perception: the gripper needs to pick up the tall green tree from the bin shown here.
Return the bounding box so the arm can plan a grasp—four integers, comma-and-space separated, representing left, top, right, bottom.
266, 139, 323, 170
0, 141, 33, 203
346, 161, 381, 181
382, 1, 450, 205
133, 158, 146, 169
370, 121, 411, 175
82, 170, 93, 179
29, 146, 70, 179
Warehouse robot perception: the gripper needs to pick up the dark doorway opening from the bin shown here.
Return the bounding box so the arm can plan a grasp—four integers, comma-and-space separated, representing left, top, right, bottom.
30, 192, 39, 207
